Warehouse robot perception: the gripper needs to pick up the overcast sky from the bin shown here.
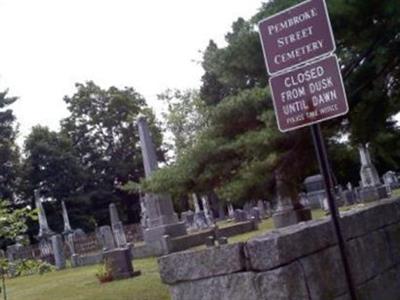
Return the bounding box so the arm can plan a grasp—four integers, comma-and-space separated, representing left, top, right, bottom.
0, 0, 264, 142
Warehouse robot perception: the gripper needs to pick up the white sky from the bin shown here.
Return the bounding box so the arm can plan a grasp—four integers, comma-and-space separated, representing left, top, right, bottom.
0, 0, 264, 143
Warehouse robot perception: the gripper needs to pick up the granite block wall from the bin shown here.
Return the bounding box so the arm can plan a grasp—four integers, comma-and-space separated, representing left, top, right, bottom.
158, 198, 400, 300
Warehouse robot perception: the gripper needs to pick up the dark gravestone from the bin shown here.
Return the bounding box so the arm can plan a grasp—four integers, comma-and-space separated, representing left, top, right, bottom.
218, 237, 228, 245
234, 209, 248, 223
249, 207, 261, 223
103, 248, 140, 280
303, 175, 326, 209
193, 211, 208, 229
341, 190, 356, 206
181, 210, 195, 229
382, 171, 400, 190
205, 236, 216, 248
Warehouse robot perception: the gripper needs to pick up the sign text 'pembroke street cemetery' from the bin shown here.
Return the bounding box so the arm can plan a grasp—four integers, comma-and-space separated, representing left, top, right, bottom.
269, 55, 348, 132
258, 0, 335, 75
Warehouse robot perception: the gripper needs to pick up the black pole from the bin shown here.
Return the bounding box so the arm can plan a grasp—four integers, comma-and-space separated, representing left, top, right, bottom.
310, 123, 357, 300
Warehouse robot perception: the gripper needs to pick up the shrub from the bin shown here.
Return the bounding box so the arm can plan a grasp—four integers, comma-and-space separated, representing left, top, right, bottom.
14, 259, 54, 277
95, 264, 113, 284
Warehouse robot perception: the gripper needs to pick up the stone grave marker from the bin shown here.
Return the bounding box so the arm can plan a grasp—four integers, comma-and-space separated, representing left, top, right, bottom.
138, 116, 187, 254
181, 210, 195, 229
249, 207, 261, 223
358, 144, 388, 202
109, 203, 128, 248
234, 209, 248, 223
51, 234, 66, 270
98, 225, 116, 251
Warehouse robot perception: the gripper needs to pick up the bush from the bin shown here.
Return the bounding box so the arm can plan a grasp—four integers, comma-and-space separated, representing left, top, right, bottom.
13, 259, 54, 277
95, 264, 113, 284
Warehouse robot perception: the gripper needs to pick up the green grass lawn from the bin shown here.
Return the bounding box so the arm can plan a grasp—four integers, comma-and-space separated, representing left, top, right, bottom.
3, 217, 299, 300
5, 257, 170, 300
392, 188, 400, 198
7, 197, 396, 300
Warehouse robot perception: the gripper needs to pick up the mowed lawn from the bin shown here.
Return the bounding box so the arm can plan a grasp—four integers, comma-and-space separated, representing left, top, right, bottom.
6, 257, 170, 300
5, 200, 389, 300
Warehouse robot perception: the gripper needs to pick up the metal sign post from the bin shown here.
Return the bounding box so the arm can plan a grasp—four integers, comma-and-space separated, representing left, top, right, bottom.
310, 123, 357, 300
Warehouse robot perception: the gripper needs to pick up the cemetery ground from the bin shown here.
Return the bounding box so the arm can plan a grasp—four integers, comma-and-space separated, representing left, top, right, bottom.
4, 207, 331, 300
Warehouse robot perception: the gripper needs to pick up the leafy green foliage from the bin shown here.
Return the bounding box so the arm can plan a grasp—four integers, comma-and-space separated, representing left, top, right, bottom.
13, 259, 54, 277
0, 199, 36, 242
144, 87, 315, 203
159, 89, 208, 159
95, 264, 113, 283
145, 0, 400, 206
21, 126, 84, 204
0, 90, 20, 202
60, 81, 164, 225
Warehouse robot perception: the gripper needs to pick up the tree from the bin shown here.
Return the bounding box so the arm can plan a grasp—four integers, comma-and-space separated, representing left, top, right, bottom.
20, 126, 85, 232
61, 81, 164, 225
21, 126, 83, 202
158, 89, 208, 159
0, 198, 36, 300
0, 89, 20, 202
144, 0, 400, 206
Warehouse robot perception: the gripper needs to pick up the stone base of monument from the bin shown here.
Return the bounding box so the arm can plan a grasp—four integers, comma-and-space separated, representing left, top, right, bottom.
359, 185, 389, 203
272, 207, 312, 228
103, 248, 141, 280
143, 222, 187, 255
71, 254, 79, 267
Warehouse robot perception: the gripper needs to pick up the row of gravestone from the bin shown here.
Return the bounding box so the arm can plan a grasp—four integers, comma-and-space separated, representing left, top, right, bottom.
181, 199, 273, 231
301, 144, 398, 211
4, 202, 140, 280
180, 144, 398, 231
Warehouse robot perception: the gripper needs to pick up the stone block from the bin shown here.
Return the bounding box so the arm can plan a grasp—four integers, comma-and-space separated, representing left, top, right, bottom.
347, 230, 392, 285
359, 186, 380, 203
158, 243, 245, 284
299, 246, 347, 299
356, 267, 400, 300
170, 272, 258, 300
341, 199, 400, 240
219, 221, 256, 237
361, 200, 398, 230
272, 209, 299, 228
272, 207, 312, 228
340, 208, 369, 240
246, 219, 335, 271
384, 223, 400, 265
143, 222, 187, 241
131, 243, 159, 259
333, 294, 351, 300
256, 261, 309, 300
77, 253, 103, 266
143, 222, 187, 254
168, 230, 213, 253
